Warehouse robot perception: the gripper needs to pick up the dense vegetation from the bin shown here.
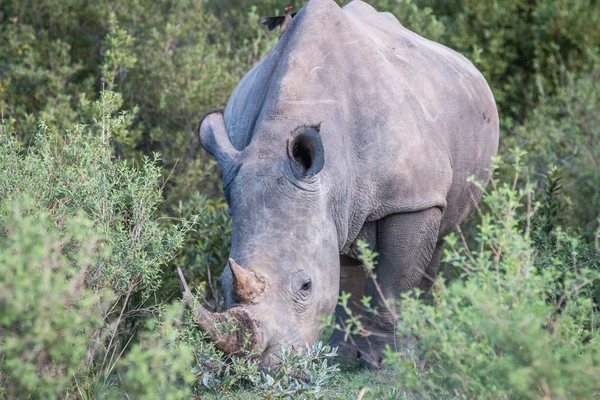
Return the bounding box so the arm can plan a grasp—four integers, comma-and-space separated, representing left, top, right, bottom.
1, 0, 599, 398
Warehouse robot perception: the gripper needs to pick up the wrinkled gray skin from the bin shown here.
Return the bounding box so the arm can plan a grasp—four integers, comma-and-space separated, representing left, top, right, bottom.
197, 0, 498, 368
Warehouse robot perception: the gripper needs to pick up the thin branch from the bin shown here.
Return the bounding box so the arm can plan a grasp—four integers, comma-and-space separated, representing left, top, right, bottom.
100, 279, 135, 373
205, 263, 220, 312
525, 170, 532, 237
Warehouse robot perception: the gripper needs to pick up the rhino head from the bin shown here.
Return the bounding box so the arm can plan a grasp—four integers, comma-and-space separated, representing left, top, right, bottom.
193, 111, 342, 364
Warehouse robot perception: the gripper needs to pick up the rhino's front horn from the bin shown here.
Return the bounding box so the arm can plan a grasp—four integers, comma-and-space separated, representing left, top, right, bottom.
177, 267, 262, 354
229, 258, 267, 303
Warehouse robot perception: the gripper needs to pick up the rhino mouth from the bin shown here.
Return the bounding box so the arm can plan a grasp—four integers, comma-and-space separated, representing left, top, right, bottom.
177, 266, 265, 355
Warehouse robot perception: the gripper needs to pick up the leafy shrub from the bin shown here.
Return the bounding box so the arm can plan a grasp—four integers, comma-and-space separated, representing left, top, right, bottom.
0, 201, 108, 398
416, 0, 600, 119
1, 0, 277, 206
0, 91, 196, 398
0, 90, 189, 297
113, 305, 196, 400
249, 342, 339, 400
393, 156, 598, 399
0, 198, 198, 399
180, 322, 339, 400
532, 166, 567, 241
504, 51, 600, 237
167, 193, 231, 311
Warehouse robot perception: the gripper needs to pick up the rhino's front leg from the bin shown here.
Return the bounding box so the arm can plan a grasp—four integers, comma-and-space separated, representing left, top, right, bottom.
328, 255, 367, 364
359, 207, 443, 368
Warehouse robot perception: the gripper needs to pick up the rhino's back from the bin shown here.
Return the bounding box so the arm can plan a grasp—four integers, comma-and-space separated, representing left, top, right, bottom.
334, 1, 499, 232
225, 0, 499, 235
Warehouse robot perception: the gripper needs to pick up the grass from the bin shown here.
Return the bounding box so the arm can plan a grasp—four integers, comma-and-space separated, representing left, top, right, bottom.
216, 367, 413, 400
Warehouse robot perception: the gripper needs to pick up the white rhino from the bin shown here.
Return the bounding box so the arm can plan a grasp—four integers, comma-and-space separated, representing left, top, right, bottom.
193, 0, 499, 368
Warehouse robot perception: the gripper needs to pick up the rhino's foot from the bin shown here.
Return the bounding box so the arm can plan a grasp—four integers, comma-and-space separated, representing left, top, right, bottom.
358, 355, 381, 370
356, 333, 388, 369
328, 329, 393, 369
356, 328, 418, 369
327, 330, 360, 368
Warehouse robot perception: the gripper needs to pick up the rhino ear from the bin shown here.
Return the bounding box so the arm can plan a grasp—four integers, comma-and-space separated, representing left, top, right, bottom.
287, 124, 325, 177
198, 110, 239, 170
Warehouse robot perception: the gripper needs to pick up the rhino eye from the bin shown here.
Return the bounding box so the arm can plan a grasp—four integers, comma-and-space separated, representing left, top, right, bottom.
300, 279, 312, 292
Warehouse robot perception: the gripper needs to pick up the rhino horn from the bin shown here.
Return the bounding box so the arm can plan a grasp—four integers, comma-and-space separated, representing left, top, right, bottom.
177, 267, 261, 354
229, 258, 267, 303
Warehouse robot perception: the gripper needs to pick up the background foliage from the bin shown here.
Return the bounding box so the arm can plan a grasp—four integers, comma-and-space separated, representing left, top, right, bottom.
1, 0, 599, 398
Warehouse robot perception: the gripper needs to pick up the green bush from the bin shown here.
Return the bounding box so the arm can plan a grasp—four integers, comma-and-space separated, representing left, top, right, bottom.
388, 155, 598, 399
0, 201, 108, 398
505, 51, 600, 237
114, 306, 196, 400
416, 0, 600, 119
0, 0, 277, 206
250, 342, 339, 399
167, 193, 231, 311
0, 91, 196, 398
0, 90, 189, 297
180, 322, 339, 400
0, 203, 196, 399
